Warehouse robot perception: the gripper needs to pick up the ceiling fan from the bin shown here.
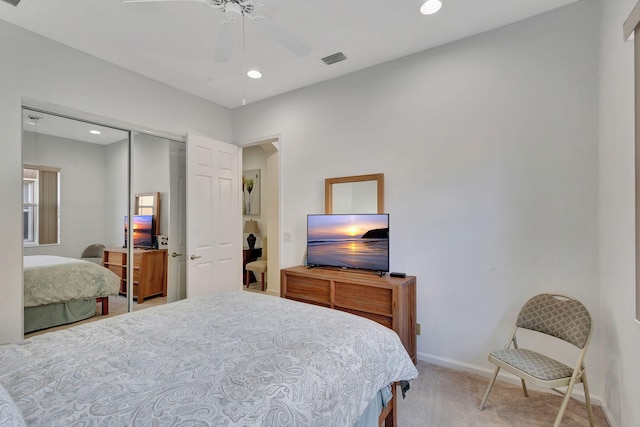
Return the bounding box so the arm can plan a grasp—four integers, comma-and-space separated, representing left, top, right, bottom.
123, 0, 311, 63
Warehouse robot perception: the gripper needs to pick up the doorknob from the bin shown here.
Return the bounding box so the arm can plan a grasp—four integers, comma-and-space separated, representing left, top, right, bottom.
190, 254, 202, 260
171, 252, 183, 258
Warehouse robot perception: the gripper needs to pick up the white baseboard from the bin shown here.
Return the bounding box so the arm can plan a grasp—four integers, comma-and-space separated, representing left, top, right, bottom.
598, 399, 618, 427
264, 289, 279, 297
416, 351, 611, 414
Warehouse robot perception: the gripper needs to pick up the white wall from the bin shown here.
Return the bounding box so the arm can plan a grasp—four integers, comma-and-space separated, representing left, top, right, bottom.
22, 132, 110, 258
598, 0, 640, 426
0, 19, 232, 343
133, 133, 172, 240
232, 0, 603, 398
104, 140, 129, 249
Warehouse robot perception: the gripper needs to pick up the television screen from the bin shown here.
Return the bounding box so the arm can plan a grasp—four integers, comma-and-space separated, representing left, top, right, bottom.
307, 213, 389, 273
124, 215, 155, 248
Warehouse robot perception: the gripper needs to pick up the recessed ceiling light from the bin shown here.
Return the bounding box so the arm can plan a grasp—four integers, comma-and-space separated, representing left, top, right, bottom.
420, 0, 442, 15
247, 69, 262, 79
89, 130, 102, 135
26, 115, 41, 126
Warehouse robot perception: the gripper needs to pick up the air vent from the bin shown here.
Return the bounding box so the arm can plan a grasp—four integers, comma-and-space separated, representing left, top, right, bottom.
1, 0, 21, 6
321, 52, 347, 65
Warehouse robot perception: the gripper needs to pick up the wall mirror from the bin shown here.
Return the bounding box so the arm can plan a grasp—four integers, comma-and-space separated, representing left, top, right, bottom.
325, 173, 384, 214
135, 192, 160, 236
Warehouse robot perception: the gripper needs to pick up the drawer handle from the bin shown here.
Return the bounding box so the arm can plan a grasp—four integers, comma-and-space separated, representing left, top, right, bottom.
190, 254, 202, 260
171, 252, 183, 258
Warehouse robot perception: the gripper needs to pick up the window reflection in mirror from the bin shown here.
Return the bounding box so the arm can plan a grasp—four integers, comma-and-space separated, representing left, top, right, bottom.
134, 192, 160, 236
23, 166, 62, 246
136, 194, 155, 215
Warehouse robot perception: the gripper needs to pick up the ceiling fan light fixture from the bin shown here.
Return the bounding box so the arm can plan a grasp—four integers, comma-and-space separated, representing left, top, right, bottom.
224, 1, 243, 17
247, 69, 262, 79
420, 0, 442, 15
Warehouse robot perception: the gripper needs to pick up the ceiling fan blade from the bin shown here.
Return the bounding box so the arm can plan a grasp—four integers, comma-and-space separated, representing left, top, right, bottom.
214, 20, 237, 63
254, 16, 311, 58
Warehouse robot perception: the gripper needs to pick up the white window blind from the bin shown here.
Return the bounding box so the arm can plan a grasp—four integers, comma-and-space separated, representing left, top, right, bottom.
23, 165, 60, 245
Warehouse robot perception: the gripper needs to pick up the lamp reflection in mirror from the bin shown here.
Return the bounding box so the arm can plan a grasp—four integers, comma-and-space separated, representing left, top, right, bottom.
243, 219, 260, 249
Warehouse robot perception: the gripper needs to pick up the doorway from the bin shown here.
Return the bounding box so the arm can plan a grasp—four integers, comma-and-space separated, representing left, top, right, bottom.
241, 137, 280, 295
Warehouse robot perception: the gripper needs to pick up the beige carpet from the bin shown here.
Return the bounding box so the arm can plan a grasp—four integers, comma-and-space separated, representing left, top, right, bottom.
245, 280, 267, 293
397, 361, 608, 426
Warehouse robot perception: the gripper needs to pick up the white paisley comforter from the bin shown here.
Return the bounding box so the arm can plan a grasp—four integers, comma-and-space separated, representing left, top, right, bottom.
0, 291, 418, 427
23, 255, 120, 307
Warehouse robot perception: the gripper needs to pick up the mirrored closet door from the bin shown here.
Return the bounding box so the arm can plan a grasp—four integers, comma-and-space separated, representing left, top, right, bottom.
22, 108, 130, 335
22, 109, 187, 335
130, 132, 186, 310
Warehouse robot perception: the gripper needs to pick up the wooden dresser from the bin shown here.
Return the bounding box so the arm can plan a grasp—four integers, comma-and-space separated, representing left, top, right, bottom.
103, 248, 168, 303
280, 266, 417, 363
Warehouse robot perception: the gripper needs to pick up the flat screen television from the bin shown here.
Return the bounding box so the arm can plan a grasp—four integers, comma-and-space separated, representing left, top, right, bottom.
306, 213, 389, 274
124, 215, 155, 248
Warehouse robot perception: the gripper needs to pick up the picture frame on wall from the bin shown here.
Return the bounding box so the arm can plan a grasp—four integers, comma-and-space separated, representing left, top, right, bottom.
242, 169, 261, 215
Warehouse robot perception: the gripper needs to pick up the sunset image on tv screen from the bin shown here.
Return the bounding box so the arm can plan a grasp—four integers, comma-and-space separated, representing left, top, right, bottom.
125, 215, 154, 248
307, 214, 389, 272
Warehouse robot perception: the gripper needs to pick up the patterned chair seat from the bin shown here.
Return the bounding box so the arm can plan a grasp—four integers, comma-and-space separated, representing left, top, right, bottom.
489, 348, 573, 381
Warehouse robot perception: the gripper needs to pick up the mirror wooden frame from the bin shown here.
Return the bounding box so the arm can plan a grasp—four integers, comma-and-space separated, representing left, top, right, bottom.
325, 173, 384, 214
134, 192, 160, 236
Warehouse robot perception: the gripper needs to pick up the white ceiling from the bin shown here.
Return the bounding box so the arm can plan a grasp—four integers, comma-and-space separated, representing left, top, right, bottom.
2, 0, 578, 109
23, 109, 129, 144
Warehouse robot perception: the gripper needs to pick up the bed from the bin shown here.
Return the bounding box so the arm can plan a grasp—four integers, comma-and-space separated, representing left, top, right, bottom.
23, 255, 121, 333
0, 291, 418, 426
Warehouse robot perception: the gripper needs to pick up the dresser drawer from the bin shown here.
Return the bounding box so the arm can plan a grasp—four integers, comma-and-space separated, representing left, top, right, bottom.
104, 251, 125, 265
106, 264, 124, 277
285, 275, 330, 305
334, 282, 393, 317
336, 307, 393, 329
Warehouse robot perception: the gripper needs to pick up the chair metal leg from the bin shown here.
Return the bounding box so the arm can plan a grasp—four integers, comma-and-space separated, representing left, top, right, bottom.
520, 378, 528, 397
479, 366, 500, 410
581, 370, 595, 427
553, 374, 580, 427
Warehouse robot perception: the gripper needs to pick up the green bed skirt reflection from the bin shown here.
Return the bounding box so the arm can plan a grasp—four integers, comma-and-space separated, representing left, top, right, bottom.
24, 299, 96, 334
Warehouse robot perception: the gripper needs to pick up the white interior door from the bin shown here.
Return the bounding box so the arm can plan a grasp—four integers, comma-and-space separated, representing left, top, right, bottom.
168, 142, 187, 301
186, 133, 241, 297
